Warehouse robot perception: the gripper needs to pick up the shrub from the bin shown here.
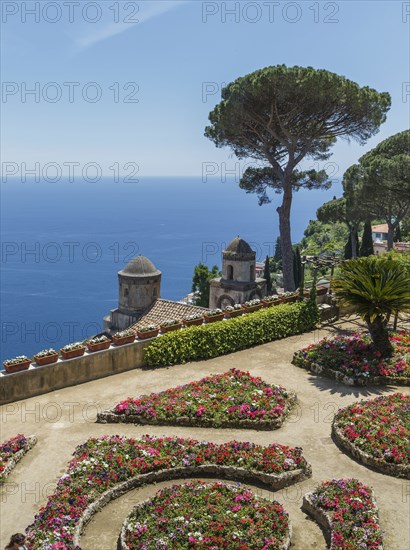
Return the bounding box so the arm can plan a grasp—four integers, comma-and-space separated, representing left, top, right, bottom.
144, 301, 318, 367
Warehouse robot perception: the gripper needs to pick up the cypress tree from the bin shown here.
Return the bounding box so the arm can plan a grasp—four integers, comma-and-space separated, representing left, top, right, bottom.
360, 220, 374, 256
263, 255, 272, 294
293, 246, 302, 288
344, 235, 352, 260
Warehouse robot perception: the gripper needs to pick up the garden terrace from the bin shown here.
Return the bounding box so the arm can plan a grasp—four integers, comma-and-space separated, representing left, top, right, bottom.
1, 318, 409, 550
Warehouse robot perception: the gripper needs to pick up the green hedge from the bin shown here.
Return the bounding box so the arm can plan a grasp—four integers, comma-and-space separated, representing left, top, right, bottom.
143, 301, 319, 367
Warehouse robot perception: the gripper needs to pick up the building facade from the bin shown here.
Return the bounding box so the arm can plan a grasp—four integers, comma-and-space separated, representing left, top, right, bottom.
209, 237, 267, 309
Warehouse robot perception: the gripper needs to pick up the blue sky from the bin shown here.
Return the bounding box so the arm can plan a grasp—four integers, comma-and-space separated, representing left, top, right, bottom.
1, 0, 409, 178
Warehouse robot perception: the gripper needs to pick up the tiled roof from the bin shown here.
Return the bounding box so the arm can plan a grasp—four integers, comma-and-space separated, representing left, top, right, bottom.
371, 224, 388, 233
130, 299, 207, 330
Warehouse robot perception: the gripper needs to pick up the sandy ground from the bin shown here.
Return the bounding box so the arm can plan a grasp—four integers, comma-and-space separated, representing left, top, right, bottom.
1, 317, 409, 549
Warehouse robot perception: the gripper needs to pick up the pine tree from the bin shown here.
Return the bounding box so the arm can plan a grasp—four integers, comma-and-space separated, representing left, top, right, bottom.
344, 231, 359, 259
263, 255, 272, 294
360, 220, 374, 256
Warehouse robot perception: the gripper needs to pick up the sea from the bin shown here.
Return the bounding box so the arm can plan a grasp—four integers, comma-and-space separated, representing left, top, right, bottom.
0, 176, 342, 363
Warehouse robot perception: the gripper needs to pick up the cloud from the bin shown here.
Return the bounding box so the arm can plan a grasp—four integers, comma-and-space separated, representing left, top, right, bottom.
73, 0, 189, 51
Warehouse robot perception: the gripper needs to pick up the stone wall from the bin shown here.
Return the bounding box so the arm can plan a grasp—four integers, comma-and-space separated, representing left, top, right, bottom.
0, 340, 151, 405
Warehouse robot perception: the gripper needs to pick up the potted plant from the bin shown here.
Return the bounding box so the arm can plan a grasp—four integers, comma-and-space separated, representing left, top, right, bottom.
279, 291, 297, 303
316, 285, 328, 296
60, 342, 86, 359
262, 294, 281, 307
160, 319, 183, 333
3, 355, 31, 374
243, 299, 262, 312
33, 348, 59, 366
136, 324, 159, 340
223, 304, 244, 318
183, 312, 204, 327
203, 308, 224, 323
112, 329, 136, 346
86, 335, 111, 352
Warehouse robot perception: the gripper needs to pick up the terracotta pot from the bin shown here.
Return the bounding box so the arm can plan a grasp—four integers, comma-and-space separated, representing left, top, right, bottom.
224, 309, 243, 318
204, 313, 225, 323
160, 323, 183, 333
3, 359, 31, 373
316, 285, 328, 296
60, 347, 86, 359
34, 353, 59, 366
244, 304, 262, 313
86, 340, 111, 352
183, 317, 204, 327
262, 299, 281, 307
112, 335, 135, 346
136, 328, 159, 340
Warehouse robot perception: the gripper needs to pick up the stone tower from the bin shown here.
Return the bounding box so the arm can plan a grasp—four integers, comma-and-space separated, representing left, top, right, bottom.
104, 255, 162, 332
209, 236, 267, 309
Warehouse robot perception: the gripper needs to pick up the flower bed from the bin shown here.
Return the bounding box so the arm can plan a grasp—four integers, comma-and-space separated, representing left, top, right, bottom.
302, 479, 383, 549
292, 331, 410, 386
120, 480, 291, 549
332, 393, 410, 478
98, 368, 296, 430
0, 434, 37, 483
25, 434, 311, 549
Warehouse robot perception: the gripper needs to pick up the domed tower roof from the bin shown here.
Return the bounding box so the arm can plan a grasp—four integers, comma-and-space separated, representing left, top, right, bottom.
119, 255, 161, 277
223, 236, 255, 260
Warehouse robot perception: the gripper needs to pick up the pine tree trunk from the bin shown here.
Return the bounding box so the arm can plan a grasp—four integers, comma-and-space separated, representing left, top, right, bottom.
366, 316, 393, 357
351, 226, 358, 259
277, 186, 295, 292
387, 222, 394, 250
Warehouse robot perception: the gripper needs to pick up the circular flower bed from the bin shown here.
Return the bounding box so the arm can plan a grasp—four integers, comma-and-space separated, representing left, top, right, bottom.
332, 393, 410, 478
25, 435, 310, 549
292, 331, 410, 385
99, 369, 296, 430
0, 434, 37, 483
121, 481, 291, 549
302, 479, 383, 549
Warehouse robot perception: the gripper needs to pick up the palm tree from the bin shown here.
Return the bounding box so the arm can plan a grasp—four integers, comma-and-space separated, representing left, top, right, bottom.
332, 256, 410, 356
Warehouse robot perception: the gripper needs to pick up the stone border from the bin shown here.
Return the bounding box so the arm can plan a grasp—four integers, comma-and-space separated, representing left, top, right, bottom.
0, 436, 37, 483
73, 462, 311, 546
292, 353, 410, 387
97, 393, 297, 431
332, 418, 410, 479
302, 488, 383, 550
118, 481, 292, 550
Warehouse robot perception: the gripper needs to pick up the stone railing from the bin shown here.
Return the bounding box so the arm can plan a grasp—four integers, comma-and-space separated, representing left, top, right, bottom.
0, 339, 151, 405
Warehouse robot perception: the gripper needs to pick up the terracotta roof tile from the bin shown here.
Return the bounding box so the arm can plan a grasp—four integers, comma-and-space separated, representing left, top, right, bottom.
371, 224, 388, 233
130, 299, 207, 330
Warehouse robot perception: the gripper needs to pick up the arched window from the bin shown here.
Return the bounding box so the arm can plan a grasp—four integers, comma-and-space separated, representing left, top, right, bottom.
227, 265, 234, 280
152, 287, 157, 298
250, 265, 255, 280
124, 288, 129, 298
